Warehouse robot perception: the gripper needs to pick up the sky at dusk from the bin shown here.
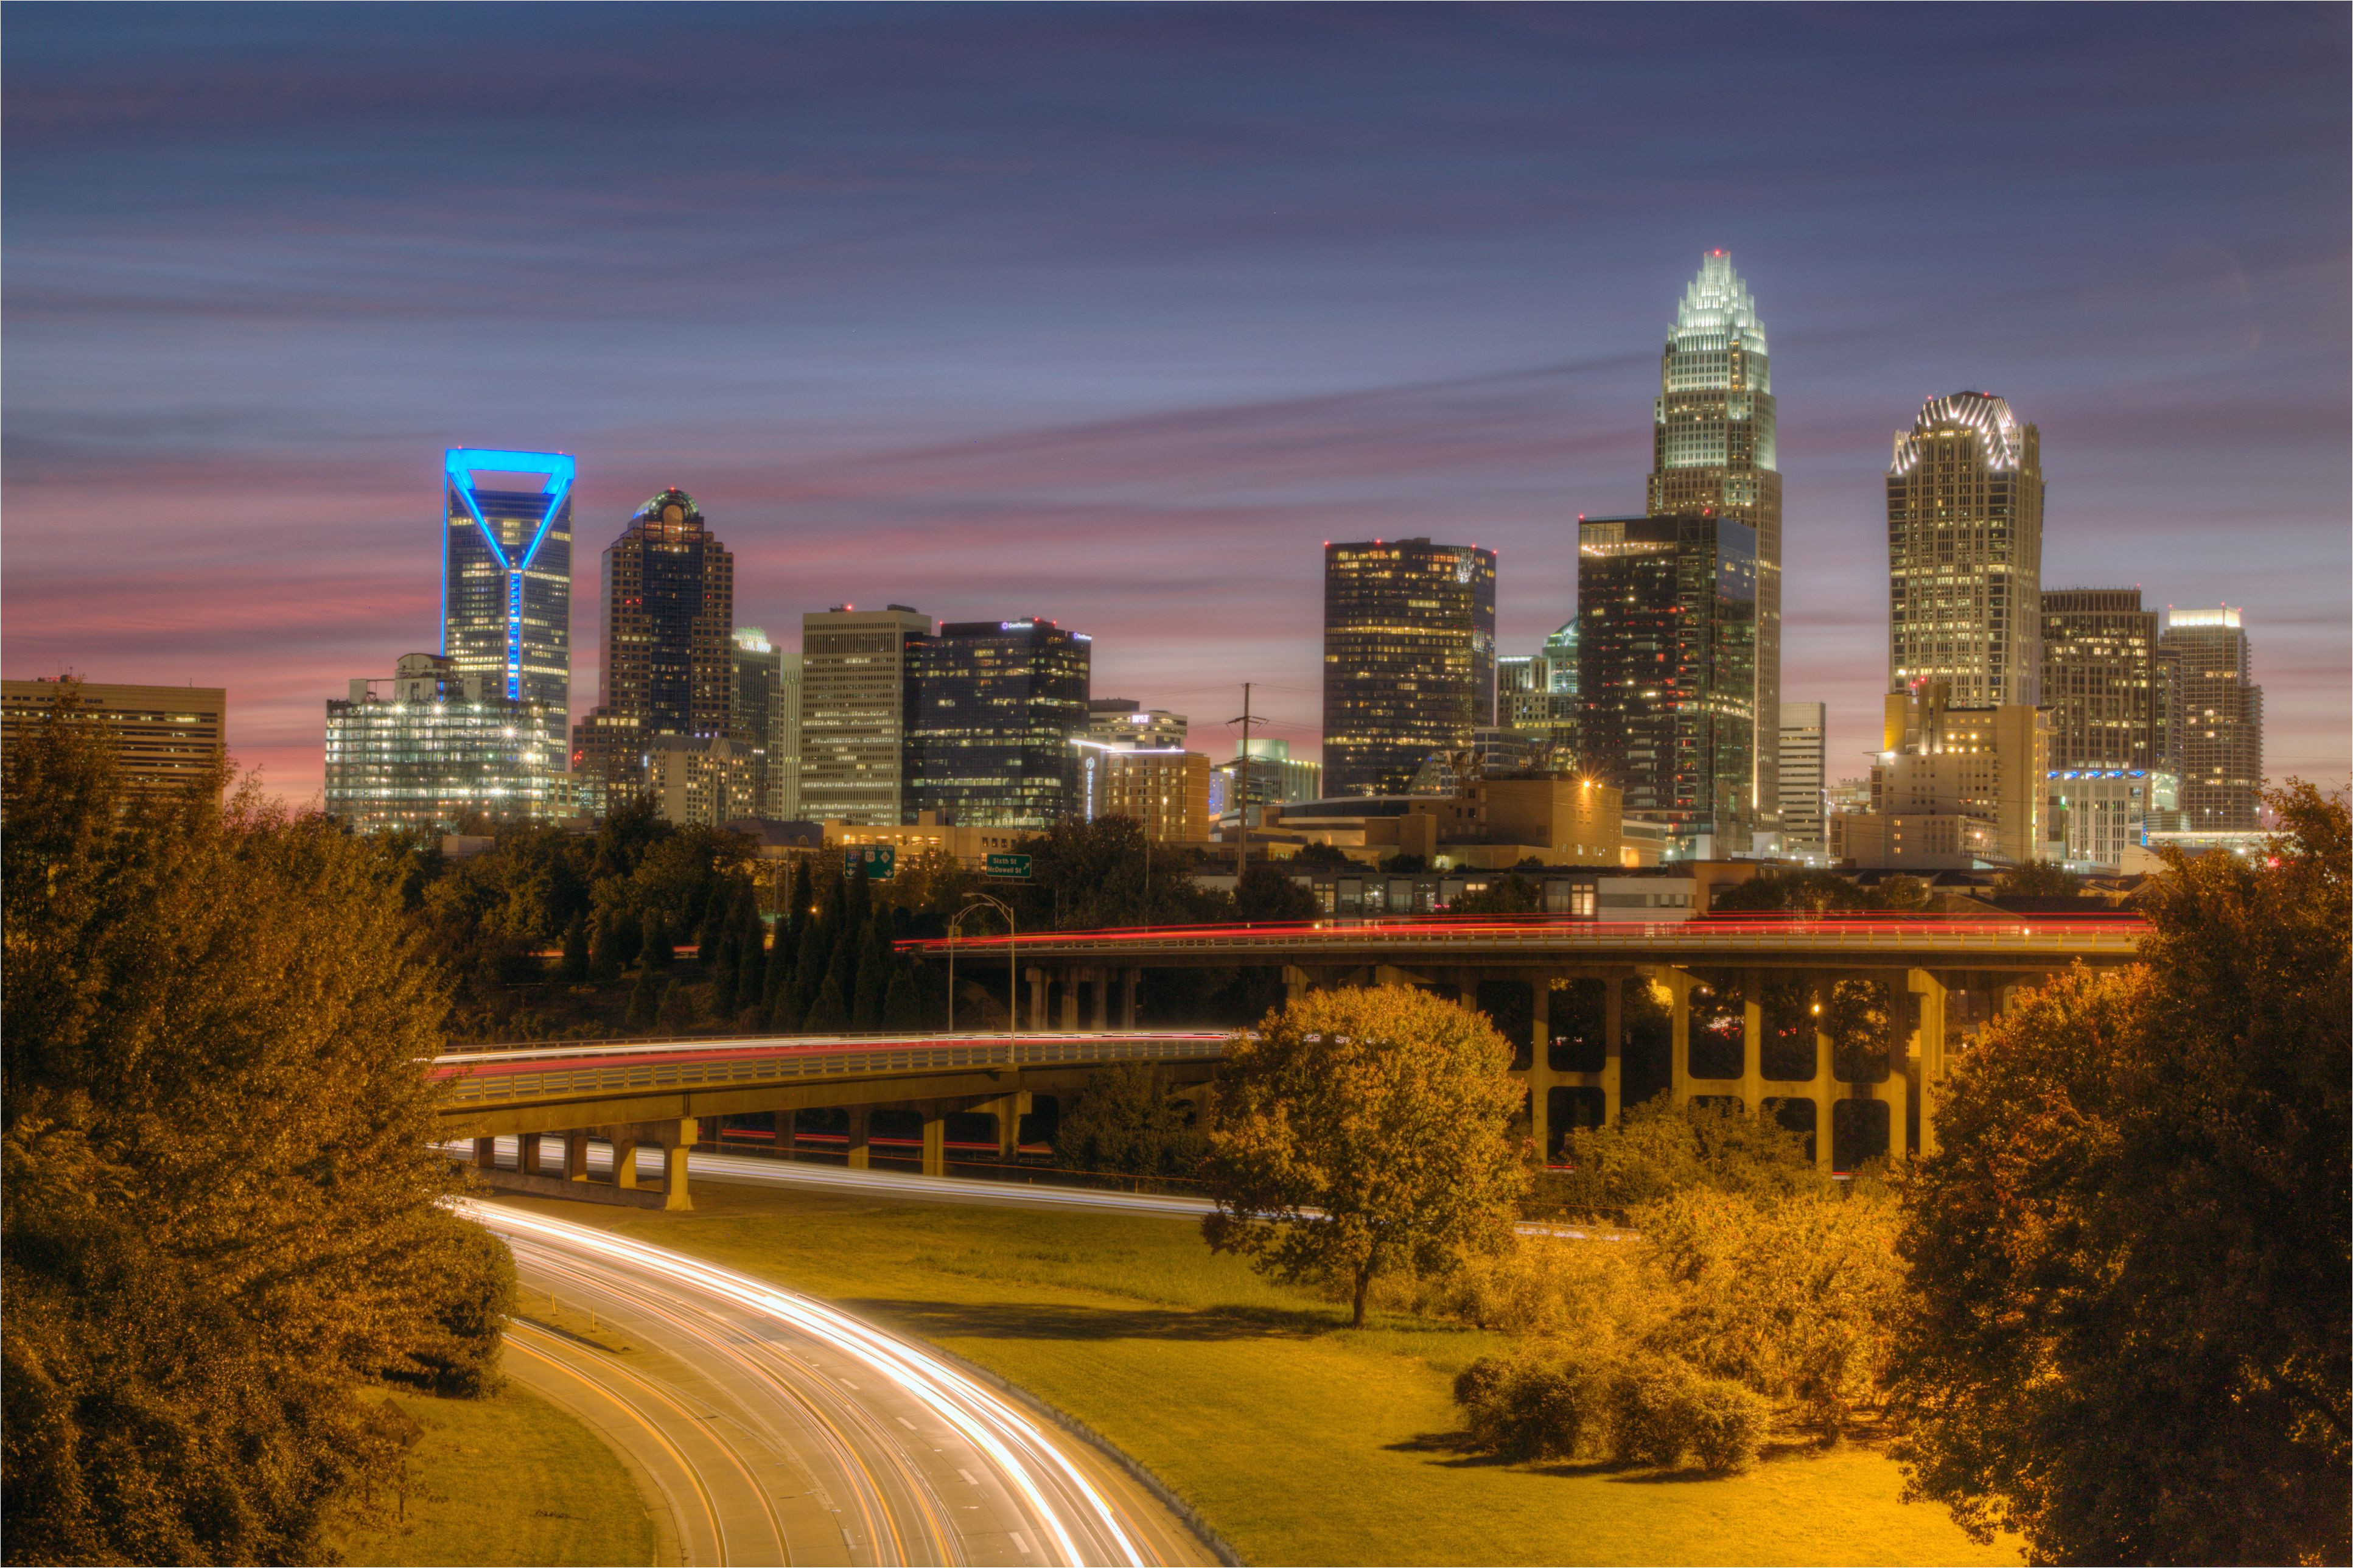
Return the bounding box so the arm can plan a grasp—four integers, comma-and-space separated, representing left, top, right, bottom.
5, 3, 2348, 805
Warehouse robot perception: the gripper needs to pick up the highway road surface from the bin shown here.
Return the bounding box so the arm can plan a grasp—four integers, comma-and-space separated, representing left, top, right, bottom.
469, 1200, 1215, 1567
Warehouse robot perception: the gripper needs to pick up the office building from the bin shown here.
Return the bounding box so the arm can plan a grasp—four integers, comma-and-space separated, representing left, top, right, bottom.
799, 606, 931, 825
1498, 651, 1578, 767
1842, 679, 2049, 869
1322, 538, 1497, 797
1576, 513, 1757, 858
1777, 701, 1827, 857
1211, 737, 1324, 823
324, 653, 560, 834
771, 652, 803, 822
908, 618, 1091, 828
1887, 393, 2044, 707
2161, 606, 2264, 830
2049, 768, 2179, 872
1073, 741, 1212, 843
731, 628, 783, 816
2041, 589, 2162, 770
570, 487, 734, 803
1086, 699, 1188, 749
648, 734, 762, 829
441, 449, 573, 726
1649, 253, 1781, 830
2, 678, 227, 800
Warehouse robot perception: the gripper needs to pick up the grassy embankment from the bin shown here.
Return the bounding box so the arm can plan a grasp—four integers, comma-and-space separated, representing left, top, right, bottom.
330, 1373, 657, 1568
502, 1178, 2019, 1567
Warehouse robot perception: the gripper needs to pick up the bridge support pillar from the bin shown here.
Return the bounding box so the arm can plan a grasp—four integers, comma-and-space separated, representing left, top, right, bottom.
1525, 975, 1554, 1162
1811, 979, 1837, 1170
1119, 967, 1141, 1029
658, 1119, 696, 1211
1025, 967, 1047, 1032
517, 1133, 545, 1177
1909, 969, 1948, 1158
920, 1103, 947, 1178
1282, 964, 1313, 1006
1666, 970, 1694, 1108
1091, 968, 1109, 1032
1059, 973, 1081, 1033
471, 1138, 497, 1171
981, 1091, 1031, 1161
564, 1131, 592, 1183
1602, 973, 1624, 1128
1740, 968, 1764, 1116
611, 1133, 642, 1189
845, 1104, 871, 1170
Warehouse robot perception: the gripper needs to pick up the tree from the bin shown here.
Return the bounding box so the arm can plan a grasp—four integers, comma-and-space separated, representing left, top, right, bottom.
851, 912, 891, 1031
786, 906, 831, 1031
640, 908, 672, 971
588, 908, 623, 982
559, 913, 590, 982
1293, 841, 1352, 867
1546, 1097, 1826, 1216
656, 979, 696, 1035
1889, 783, 2350, 1566
1234, 861, 1316, 923
733, 885, 768, 1018
610, 906, 643, 969
1455, 873, 1543, 915
1990, 859, 2083, 900
624, 964, 661, 1032
1055, 1062, 1206, 1177
882, 967, 925, 1032
1, 690, 509, 1564
1203, 985, 1527, 1327
803, 971, 850, 1034
1710, 869, 1872, 913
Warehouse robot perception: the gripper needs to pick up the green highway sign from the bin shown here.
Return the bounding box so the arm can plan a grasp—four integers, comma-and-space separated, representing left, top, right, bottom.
845, 844, 897, 881
984, 852, 1033, 880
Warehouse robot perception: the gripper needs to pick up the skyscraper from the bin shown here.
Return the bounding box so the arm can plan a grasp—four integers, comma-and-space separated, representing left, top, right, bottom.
1776, 701, 1827, 858
799, 605, 932, 825
442, 448, 573, 721
1576, 513, 1757, 856
2160, 606, 2264, 830
731, 627, 783, 817
325, 653, 561, 833
2041, 589, 2162, 770
1648, 253, 1780, 830
909, 618, 1092, 828
569, 486, 733, 802
1321, 538, 1497, 797
1887, 393, 2044, 708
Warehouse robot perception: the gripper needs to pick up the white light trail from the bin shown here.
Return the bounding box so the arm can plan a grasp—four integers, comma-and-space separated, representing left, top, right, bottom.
461, 1200, 1146, 1568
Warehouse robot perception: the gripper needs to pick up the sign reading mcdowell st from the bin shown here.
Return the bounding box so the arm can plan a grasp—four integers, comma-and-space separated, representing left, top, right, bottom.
845, 844, 896, 881
984, 852, 1033, 880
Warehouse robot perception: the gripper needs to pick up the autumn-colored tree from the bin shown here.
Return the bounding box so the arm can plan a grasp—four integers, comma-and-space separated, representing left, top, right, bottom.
1890, 783, 2350, 1565
1055, 1062, 1206, 1177
1, 687, 511, 1564
1203, 985, 1526, 1327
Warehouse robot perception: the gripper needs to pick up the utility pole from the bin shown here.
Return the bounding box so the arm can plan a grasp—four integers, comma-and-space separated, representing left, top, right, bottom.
1229, 682, 1254, 886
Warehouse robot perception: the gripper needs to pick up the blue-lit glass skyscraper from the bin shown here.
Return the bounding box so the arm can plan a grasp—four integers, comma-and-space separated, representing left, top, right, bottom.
442, 449, 573, 724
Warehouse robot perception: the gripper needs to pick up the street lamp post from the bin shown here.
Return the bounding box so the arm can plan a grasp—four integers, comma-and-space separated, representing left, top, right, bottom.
949, 894, 1018, 1037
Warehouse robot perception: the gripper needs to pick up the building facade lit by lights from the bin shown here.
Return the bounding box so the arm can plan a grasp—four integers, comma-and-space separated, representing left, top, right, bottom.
1887, 393, 2044, 708
442, 448, 573, 738
1321, 538, 1497, 797
324, 653, 561, 834
2041, 589, 2164, 771
1073, 740, 1211, 843
1777, 700, 1827, 858
800, 605, 932, 826
730, 627, 784, 818
2159, 606, 2264, 831
1575, 513, 1757, 858
908, 618, 1091, 828
1649, 253, 1781, 834
1839, 677, 2049, 870
1211, 737, 1324, 825
1085, 698, 1188, 750
569, 488, 734, 805
2, 678, 228, 802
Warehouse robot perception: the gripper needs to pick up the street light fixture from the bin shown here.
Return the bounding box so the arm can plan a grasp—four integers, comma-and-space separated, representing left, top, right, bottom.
948, 894, 1018, 1037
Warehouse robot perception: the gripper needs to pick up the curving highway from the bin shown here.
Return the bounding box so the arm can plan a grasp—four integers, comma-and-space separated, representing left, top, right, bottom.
469, 1200, 1214, 1567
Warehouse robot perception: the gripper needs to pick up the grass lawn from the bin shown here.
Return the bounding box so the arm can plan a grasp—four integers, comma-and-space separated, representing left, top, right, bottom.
332, 1373, 658, 1567
503, 1180, 2019, 1567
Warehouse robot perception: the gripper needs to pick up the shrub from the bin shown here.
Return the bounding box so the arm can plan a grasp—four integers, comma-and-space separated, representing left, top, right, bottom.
1608, 1353, 1766, 1473
1454, 1350, 1603, 1462
1681, 1376, 1768, 1474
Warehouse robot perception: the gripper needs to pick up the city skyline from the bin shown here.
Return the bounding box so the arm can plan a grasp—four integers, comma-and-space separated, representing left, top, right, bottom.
4, 7, 2347, 806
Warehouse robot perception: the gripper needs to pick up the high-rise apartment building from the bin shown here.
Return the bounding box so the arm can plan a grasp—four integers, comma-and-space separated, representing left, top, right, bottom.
1072, 742, 1211, 843
1576, 513, 1757, 857
1777, 701, 1827, 857
908, 618, 1092, 828
1648, 253, 1780, 830
2041, 589, 2163, 770
730, 628, 782, 816
2, 678, 227, 800
1322, 539, 1497, 797
1887, 393, 2044, 707
800, 606, 932, 825
2160, 606, 2264, 830
648, 734, 762, 829
324, 653, 561, 833
441, 449, 573, 721
570, 487, 734, 803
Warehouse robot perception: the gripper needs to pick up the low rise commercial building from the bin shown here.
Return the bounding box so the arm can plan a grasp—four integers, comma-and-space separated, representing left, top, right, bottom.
3, 677, 227, 800
2047, 767, 2179, 872
1839, 679, 2050, 870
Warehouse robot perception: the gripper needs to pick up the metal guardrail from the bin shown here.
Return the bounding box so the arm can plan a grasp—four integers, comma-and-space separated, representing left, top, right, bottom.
912, 919, 2147, 961
436, 1032, 1228, 1108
